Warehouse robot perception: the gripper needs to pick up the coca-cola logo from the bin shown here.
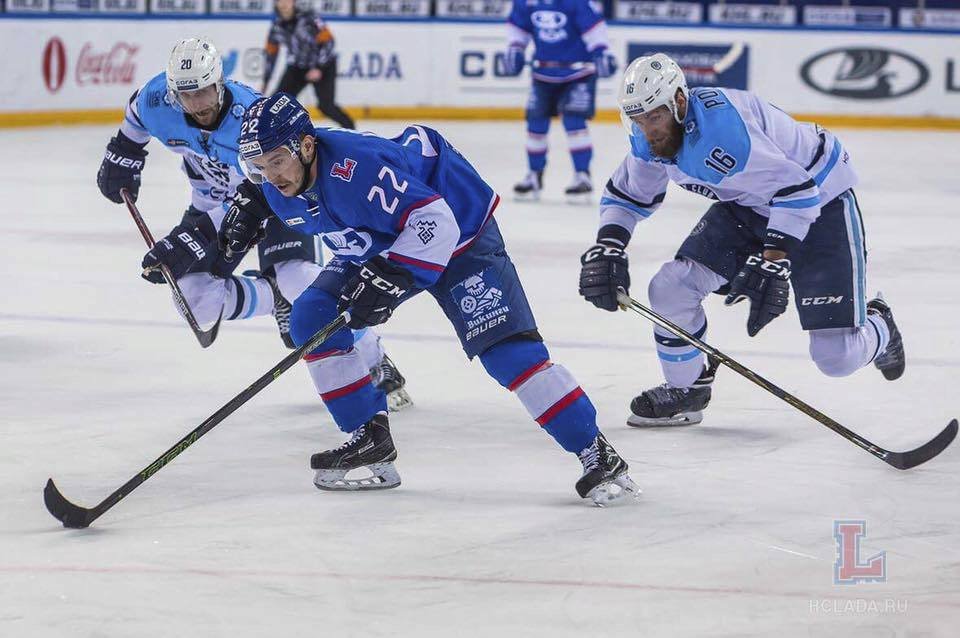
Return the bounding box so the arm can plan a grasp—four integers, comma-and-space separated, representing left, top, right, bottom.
76, 42, 139, 86
40, 38, 139, 93
42, 38, 67, 93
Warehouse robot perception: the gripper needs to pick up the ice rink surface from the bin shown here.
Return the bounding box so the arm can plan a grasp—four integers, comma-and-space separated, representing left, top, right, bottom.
2, 119, 958, 637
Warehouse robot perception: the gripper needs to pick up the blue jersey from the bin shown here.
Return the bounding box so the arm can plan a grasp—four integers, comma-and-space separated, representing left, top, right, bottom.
506, 0, 609, 82
600, 87, 858, 245
120, 73, 260, 218
259, 125, 500, 288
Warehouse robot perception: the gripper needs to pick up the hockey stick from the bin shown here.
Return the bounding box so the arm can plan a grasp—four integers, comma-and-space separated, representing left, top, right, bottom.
44, 311, 351, 528
120, 188, 221, 348
617, 292, 957, 470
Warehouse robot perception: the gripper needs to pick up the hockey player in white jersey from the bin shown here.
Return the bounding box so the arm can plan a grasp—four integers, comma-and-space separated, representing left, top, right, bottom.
95, 37, 411, 409
578, 53, 905, 426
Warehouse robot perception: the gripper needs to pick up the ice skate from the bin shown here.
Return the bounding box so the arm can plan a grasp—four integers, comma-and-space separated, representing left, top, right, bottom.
513, 170, 543, 201
243, 268, 294, 349
627, 360, 716, 427
868, 293, 905, 381
564, 171, 593, 205
310, 414, 400, 491
576, 433, 640, 506
370, 353, 413, 412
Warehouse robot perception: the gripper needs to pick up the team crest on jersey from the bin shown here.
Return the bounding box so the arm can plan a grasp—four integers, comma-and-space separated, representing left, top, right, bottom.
322, 228, 372, 257
414, 220, 437, 245
330, 158, 357, 182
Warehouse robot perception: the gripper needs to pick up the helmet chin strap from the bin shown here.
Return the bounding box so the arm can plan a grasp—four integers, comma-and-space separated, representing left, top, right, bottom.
292, 145, 316, 197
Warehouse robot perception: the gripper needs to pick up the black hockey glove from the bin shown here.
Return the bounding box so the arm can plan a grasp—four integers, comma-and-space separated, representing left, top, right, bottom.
579, 230, 630, 312
141, 222, 214, 284
724, 254, 792, 337
219, 181, 272, 261
97, 134, 148, 204
338, 256, 414, 329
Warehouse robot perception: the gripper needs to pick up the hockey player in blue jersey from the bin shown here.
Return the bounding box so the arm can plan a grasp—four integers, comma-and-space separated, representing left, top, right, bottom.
578, 53, 906, 426
503, 0, 618, 202
95, 37, 410, 408
217, 92, 639, 505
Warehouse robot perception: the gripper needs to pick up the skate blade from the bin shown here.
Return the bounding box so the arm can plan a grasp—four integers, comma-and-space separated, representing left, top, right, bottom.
564, 192, 593, 206
386, 388, 413, 412
314, 462, 401, 491
627, 410, 703, 428
587, 474, 642, 507
513, 191, 541, 202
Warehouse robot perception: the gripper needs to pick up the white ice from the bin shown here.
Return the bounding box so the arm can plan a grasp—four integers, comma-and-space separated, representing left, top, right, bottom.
2, 120, 958, 637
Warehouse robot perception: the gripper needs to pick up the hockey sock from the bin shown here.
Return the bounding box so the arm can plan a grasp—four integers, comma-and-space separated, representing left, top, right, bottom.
655, 320, 708, 388
562, 115, 592, 173
290, 287, 386, 431
352, 328, 386, 370
526, 118, 549, 172
808, 319, 890, 377
226, 274, 275, 320
480, 339, 598, 453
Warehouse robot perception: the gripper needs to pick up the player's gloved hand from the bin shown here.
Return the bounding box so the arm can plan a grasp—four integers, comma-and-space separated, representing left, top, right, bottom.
502, 45, 525, 77
141, 223, 213, 284
338, 256, 414, 329
579, 240, 630, 312
724, 254, 792, 337
97, 135, 148, 204
592, 49, 618, 79
218, 181, 271, 261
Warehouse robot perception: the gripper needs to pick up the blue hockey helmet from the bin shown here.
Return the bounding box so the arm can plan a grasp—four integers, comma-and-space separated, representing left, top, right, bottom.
238, 92, 315, 184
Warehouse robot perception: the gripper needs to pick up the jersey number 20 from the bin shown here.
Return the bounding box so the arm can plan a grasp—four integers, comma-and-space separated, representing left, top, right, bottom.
367, 166, 408, 215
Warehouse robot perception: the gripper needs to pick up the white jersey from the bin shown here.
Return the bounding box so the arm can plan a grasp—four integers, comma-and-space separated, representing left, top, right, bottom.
600, 87, 858, 244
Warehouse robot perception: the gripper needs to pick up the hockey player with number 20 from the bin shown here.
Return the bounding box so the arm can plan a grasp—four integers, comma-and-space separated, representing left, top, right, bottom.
95, 37, 410, 409
578, 54, 905, 427
219, 92, 639, 505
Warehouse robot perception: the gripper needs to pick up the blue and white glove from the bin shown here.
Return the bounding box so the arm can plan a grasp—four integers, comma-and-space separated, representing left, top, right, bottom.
502, 45, 525, 77
592, 49, 618, 79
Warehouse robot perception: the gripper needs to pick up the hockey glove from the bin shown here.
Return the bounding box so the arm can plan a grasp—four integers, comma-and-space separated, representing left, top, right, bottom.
502, 45, 525, 77
97, 134, 148, 204
579, 240, 630, 312
338, 256, 414, 329
724, 254, 792, 337
592, 49, 618, 79
219, 181, 272, 261
141, 222, 213, 284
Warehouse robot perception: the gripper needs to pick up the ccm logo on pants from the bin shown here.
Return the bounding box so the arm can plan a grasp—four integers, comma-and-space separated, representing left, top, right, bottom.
801, 296, 844, 306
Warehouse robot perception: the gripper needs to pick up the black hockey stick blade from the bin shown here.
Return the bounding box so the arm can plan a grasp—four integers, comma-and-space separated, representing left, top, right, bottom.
44, 478, 94, 529
120, 188, 221, 348
884, 419, 958, 470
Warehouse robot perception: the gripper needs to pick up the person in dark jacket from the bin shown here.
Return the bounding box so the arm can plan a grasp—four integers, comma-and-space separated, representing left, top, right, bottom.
262, 0, 356, 129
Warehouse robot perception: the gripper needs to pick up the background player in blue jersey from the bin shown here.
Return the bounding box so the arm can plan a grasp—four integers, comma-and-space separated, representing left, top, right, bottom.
503, 0, 618, 202
95, 38, 409, 408
578, 53, 905, 426
218, 92, 639, 505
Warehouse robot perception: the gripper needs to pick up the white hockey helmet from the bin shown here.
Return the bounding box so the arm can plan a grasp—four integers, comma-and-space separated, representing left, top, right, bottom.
165, 37, 224, 110
618, 53, 688, 128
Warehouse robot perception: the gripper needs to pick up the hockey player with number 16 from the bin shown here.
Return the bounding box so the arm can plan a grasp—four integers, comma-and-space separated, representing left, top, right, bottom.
219, 92, 639, 505
578, 54, 905, 427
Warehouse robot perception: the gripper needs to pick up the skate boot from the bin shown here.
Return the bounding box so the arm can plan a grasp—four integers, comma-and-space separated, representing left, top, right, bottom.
868, 294, 905, 381
576, 432, 641, 506
564, 171, 593, 205
310, 413, 400, 491
513, 170, 543, 201
243, 269, 294, 349
627, 359, 717, 427
370, 353, 413, 412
